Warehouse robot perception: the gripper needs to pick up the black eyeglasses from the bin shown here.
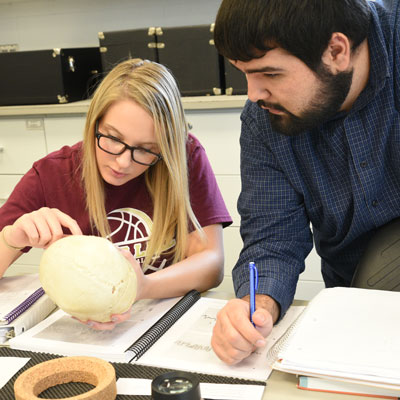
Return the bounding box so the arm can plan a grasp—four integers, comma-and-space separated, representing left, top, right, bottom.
95, 121, 162, 166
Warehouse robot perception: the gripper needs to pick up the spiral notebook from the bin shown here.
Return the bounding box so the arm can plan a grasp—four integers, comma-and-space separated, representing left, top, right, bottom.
0, 275, 46, 325
9, 290, 200, 363
9, 290, 303, 381
269, 287, 400, 392
0, 274, 56, 344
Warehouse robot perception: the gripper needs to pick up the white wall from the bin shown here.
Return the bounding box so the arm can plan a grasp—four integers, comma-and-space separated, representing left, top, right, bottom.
0, 0, 222, 51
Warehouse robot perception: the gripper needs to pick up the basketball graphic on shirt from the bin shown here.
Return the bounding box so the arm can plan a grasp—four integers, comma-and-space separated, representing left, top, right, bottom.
107, 207, 175, 272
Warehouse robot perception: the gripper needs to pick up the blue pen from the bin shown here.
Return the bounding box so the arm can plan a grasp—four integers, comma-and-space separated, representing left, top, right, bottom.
249, 261, 258, 327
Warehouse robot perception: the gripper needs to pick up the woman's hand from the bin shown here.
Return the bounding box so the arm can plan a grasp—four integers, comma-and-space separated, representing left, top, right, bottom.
119, 248, 148, 301
73, 308, 132, 331
5, 207, 82, 249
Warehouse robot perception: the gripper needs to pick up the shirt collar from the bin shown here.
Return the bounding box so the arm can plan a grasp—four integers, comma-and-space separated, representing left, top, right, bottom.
350, 1, 391, 113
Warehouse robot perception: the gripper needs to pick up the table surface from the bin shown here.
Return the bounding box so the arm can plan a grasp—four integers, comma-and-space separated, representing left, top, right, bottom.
0, 289, 375, 399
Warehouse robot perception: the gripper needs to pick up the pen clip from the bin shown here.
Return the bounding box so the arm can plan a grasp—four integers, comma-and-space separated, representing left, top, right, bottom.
250, 262, 258, 291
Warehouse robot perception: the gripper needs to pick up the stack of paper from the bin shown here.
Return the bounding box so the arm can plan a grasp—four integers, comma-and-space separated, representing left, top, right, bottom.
271, 287, 400, 393
298, 375, 400, 399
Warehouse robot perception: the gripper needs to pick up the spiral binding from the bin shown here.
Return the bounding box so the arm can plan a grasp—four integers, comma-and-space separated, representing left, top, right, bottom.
2, 287, 45, 324
266, 307, 306, 365
127, 290, 201, 362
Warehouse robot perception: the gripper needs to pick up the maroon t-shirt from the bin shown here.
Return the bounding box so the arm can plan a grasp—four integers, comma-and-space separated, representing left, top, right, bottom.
0, 134, 232, 272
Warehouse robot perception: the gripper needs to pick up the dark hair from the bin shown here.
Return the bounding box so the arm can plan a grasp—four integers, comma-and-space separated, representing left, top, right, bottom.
214, 0, 371, 71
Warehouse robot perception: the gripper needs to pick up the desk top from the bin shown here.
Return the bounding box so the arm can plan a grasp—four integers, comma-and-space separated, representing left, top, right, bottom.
0, 289, 371, 400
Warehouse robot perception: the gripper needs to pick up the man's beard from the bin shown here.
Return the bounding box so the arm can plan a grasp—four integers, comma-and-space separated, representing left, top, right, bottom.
258, 65, 353, 137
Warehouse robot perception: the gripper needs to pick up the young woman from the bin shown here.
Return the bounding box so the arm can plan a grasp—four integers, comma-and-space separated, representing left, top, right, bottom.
0, 59, 232, 329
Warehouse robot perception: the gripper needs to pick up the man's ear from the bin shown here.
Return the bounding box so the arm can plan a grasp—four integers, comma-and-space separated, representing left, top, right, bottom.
321, 32, 351, 73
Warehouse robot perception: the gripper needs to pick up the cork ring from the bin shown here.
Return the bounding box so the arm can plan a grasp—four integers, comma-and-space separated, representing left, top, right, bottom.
14, 356, 117, 400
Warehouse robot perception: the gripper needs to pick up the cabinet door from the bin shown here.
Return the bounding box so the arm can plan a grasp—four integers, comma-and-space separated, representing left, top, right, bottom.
215, 175, 240, 227
185, 109, 241, 175
0, 118, 46, 174
44, 115, 86, 153
3, 247, 44, 277
0, 175, 22, 206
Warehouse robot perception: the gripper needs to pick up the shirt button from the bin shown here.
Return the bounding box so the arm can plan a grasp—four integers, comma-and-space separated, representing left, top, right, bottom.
360, 161, 367, 168
372, 200, 378, 207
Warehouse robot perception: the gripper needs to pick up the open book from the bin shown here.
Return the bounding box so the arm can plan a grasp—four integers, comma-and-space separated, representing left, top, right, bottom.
9, 290, 303, 382
270, 287, 400, 393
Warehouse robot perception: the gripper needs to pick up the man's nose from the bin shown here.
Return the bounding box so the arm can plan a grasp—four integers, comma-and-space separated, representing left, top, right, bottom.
246, 74, 270, 103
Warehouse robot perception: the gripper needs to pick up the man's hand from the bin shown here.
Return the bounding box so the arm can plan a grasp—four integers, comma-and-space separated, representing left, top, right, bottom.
211, 294, 279, 365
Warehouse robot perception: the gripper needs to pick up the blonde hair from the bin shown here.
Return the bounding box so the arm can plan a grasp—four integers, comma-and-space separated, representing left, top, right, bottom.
82, 59, 203, 267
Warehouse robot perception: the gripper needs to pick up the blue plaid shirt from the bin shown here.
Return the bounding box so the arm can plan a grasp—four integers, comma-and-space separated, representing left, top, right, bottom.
233, 0, 400, 318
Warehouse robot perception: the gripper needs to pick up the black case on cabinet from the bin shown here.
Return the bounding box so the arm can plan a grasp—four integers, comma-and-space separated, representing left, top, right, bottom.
0, 47, 102, 106
98, 28, 158, 72
98, 25, 222, 97
156, 25, 222, 96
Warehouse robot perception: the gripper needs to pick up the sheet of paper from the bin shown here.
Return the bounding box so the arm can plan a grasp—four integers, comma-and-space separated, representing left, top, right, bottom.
116, 378, 265, 400
0, 357, 30, 389
0, 274, 42, 320
137, 297, 304, 381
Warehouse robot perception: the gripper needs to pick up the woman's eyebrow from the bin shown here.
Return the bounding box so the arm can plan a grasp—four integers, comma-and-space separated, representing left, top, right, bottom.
101, 123, 123, 137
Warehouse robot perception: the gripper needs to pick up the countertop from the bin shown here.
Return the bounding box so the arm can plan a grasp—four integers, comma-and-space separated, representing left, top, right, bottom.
0, 95, 248, 117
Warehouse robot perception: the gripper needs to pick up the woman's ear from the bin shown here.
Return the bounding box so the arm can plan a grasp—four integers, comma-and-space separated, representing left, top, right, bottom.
321, 32, 352, 73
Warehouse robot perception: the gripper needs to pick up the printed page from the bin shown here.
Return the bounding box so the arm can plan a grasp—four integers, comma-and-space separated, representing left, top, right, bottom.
277, 287, 400, 384
9, 296, 181, 362
137, 297, 304, 381
0, 274, 42, 321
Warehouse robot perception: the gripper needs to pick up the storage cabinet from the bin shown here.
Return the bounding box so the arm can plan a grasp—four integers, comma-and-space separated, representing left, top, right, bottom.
44, 115, 86, 152
0, 118, 47, 174
0, 175, 21, 207
0, 117, 48, 276
0, 98, 323, 300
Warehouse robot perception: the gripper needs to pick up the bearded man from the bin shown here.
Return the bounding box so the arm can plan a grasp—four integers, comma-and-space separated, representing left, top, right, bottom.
211, 0, 400, 365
